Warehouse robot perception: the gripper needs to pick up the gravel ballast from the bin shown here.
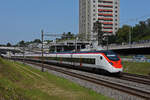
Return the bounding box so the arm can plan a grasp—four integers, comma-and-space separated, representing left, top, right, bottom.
24, 62, 146, 100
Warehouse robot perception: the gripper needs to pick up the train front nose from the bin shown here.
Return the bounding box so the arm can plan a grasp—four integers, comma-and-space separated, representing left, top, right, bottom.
112, 61, 122, 69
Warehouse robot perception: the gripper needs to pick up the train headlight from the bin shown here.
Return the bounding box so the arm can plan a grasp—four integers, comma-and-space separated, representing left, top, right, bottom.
109, 62, 113, 65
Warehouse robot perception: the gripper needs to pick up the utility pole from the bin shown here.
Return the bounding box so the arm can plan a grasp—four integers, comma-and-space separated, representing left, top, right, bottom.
129, 27, 132, 48
55, 39, 57, 52
75, 36, 78, 52
41, 29, 44, 72
19, 41, 25, 64
23, 46, 25, 64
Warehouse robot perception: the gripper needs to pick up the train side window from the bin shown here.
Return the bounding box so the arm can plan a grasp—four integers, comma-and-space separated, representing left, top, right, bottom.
100, 56, 103, 60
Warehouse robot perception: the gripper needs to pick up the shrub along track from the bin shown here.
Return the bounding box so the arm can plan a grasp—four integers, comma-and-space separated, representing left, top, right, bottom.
20, 60, 150, 100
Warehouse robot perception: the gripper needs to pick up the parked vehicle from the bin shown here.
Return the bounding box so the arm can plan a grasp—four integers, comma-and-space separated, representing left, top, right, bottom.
133, 55, 146, 62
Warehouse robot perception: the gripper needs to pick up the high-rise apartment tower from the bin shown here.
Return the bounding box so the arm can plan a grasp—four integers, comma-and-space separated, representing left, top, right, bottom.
79, 0, 120, 41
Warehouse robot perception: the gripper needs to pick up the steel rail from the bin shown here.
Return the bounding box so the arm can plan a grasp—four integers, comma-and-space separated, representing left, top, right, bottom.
121, 72, 150, 79
20, 58, 150, 85
25, 61, 150, 100
120, 72, 150, 85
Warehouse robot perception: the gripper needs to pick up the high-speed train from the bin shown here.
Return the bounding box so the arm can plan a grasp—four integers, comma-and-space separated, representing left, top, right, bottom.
14, 50, 123, 74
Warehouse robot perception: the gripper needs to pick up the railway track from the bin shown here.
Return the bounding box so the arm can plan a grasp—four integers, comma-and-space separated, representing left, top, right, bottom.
120, 72, 150, 85
14, 58, 150, 85
24, 61, 150, 100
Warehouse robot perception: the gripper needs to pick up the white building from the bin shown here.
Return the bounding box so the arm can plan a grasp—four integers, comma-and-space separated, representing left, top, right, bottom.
79, 0, 120, 41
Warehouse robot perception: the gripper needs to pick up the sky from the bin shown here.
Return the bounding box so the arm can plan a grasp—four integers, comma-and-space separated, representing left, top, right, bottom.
0, 0, 150, 45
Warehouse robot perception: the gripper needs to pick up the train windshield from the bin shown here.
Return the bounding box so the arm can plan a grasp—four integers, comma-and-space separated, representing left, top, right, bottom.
104, 51, 120, 61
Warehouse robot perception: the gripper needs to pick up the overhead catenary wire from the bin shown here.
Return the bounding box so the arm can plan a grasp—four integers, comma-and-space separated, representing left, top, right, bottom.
120, 14, 150, 25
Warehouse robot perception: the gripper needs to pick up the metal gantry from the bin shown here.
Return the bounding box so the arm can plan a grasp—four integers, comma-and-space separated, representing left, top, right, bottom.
40, 29, 78, 72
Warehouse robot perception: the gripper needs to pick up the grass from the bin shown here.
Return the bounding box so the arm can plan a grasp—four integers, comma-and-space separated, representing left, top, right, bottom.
145, 55, 150, 59
120, 55, 133, 59
120, 55, 150, 75
0, 58, 113, 100
122, 61, 150, 75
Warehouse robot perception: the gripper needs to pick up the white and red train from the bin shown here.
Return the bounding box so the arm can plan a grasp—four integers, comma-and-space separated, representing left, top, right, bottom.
14, 50, 123, 74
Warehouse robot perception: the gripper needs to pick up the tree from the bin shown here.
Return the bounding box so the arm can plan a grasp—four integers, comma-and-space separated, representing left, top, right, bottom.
66, 32, 75, 39
86, 33, 91, 42
33, 39, 42, 43
18, 40, 25, 47
7, 42, 11, 47
147, 18, 150, 27
61, 32, 66, 40
146, 19, 150, 36
60, 32, 75, 40
77, 33, 86, 41
45, 40, 53, 44
108, 35, 117, 44
115, 25, 131, 44
108, 18, 150, 44
93, 21, 103, 45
